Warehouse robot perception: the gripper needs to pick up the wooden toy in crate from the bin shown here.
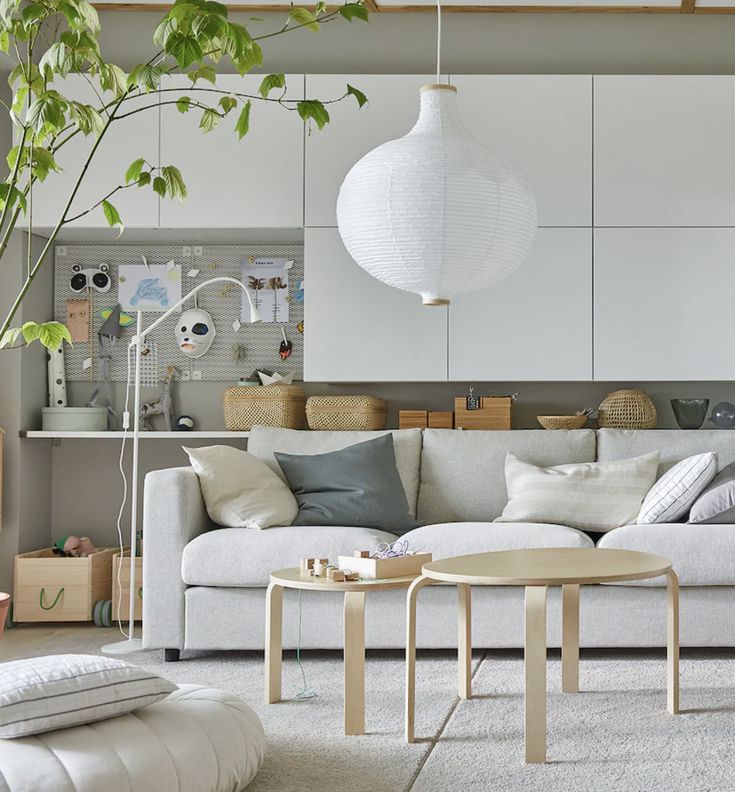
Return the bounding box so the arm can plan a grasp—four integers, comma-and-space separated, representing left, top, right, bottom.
454, 395, 512, 430
13, 547, 116, 625
112, 548, 142, 622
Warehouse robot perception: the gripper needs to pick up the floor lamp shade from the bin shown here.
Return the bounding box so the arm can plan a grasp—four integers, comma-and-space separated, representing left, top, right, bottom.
336, 84, 538, 305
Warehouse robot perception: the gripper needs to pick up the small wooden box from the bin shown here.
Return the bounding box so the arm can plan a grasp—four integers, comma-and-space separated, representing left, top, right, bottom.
399, 410, 428, 430
337, 553, 432, 580
428, 411, 454, 429
454, 396, 512, 431
112, 549, 142, 622
13, 547, 116, 622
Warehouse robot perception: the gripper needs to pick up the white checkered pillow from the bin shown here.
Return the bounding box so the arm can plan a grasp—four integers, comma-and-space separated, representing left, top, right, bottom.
637, 452, 718, 524
0, 654, 176, 738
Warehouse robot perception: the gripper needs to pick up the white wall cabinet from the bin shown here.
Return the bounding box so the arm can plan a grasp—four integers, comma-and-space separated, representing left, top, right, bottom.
304, 74, 437, 228
159, 75, 304, 229
450, 76, 592, 227
25, 76, 159, 230
594, 228, 735, 380
449, 229, 592, 381
304, 228, 448, 381
594, 76, 735, 227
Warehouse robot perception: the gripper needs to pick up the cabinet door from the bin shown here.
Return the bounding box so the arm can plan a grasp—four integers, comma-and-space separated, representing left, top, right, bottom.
304, 228, 448, 381
25, 76, 158, 230
305, 74, 435, 227
450, 75, 592, 227
159, 75, 304, 228
449, 229, 592, 381
594, 76, 735, 227
594, 228, 735, 380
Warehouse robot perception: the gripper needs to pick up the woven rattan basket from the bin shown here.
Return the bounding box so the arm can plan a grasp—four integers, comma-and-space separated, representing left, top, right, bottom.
597, 389, 657, 429
306, 395, 387, 431
537, 414, 588, 430
223, 385, 305, 431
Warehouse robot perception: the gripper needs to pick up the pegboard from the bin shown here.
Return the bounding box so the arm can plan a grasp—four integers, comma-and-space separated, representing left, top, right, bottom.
54, 244, 304, 383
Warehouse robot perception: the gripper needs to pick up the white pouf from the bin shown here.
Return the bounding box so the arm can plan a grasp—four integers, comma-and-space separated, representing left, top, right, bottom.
0, 685, 266, 792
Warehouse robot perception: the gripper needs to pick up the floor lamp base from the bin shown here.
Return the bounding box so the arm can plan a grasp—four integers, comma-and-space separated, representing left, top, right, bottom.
101, 637, 144, 655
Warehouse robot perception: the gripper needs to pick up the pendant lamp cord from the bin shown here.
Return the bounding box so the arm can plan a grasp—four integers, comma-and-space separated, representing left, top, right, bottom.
436, 0, 442, 83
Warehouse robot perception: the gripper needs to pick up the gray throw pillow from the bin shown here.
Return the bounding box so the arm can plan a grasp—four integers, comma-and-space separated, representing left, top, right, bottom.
689, 460, 735, 524
274, 434, 418, 535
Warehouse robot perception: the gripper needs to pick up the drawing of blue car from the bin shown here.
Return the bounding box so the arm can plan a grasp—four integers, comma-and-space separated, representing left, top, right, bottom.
129, 278, 170, 307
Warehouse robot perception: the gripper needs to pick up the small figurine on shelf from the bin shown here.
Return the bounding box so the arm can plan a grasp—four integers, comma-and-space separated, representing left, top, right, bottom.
139, 365, 177, 431
54, 536, 98, 558
174, 415, 195, 431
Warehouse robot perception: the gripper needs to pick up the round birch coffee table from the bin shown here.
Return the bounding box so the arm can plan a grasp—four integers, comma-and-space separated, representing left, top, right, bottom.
404, 548, 679, 763
266, 568, 416, 735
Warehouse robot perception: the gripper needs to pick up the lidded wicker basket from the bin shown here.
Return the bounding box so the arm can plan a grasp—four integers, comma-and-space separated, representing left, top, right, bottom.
597, 389, 657, 429
306, 395, 387, 431
223, 385, 305, 431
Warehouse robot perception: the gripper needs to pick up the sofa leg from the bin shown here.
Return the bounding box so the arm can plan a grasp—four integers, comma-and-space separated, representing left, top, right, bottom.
165, 648, 181, 662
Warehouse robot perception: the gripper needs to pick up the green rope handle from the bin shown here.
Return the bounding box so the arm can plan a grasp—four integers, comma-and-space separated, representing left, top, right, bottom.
39, 587, 64, 611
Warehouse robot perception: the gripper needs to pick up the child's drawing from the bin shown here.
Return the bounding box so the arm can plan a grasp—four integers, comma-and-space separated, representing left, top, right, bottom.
119, 262, 182, 312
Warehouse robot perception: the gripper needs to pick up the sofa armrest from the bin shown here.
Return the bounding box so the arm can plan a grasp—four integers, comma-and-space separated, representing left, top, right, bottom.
142, 466, 214, 651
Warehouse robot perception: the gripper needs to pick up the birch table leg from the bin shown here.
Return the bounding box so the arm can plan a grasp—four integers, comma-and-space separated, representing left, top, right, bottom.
666, 569, 680, 715
405, 576, 433, 744
562, 584, 580, 694
264, 582, 283, 705
344, 590, 366, 735
525, 585, 548, 764
457, 583, 472, 700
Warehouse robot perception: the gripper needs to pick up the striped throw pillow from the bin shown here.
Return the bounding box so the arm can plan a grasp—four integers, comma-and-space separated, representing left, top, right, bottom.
0, 654, 176, 738
637, 452, 718, 524
496, 451, 660, 532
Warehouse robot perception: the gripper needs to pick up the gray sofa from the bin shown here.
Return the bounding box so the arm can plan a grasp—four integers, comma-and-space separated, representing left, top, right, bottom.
142, 427, 735, 659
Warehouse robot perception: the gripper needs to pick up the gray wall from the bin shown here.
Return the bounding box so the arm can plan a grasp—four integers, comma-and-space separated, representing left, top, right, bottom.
6, 10, 735, 563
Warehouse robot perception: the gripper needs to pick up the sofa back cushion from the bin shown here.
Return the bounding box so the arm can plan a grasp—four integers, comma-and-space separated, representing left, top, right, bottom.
417, 429, 597, 523
247, 426, 423, 518
597, 429, 735, 474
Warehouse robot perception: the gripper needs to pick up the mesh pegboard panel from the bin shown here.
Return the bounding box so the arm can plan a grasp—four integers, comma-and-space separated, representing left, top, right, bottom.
54, 243, 304, 383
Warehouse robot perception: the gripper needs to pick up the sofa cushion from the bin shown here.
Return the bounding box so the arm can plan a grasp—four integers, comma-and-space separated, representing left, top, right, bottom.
402, 521, 594, 559
637, 452, 717, 524
182, 525, 398, 587
247, 426, 422, 518
597, 523, 735, 585
417, 429, 597, 524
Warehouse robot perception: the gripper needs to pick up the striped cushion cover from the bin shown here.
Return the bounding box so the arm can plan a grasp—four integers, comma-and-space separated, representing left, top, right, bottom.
496, 451, 660, 532
638, 452, 718, 524
0, 654, 176, 738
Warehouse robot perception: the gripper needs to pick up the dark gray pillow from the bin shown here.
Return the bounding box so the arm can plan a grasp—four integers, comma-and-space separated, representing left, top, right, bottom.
274, 435, 417, 535
689, 461, 735, 524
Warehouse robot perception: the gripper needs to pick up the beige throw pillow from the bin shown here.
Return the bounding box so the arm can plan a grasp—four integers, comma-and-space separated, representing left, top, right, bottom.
496, 451, 660, 532
184, 445, 298, 529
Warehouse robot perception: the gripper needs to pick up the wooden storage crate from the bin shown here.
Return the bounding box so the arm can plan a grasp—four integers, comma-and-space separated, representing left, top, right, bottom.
337, 553, 432, 580
13, 547, 116, 622
428, 411, 454, 429
399, 410, 428, 430
454, 396, 512, 430
112, 549, 142, 622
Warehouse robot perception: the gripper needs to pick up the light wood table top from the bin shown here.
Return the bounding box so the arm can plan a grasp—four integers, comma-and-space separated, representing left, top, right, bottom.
422, 548, 672, 586
270, 568, 417, 592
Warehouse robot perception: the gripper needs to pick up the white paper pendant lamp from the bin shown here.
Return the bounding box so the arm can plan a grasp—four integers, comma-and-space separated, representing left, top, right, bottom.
336, 83, 538, 305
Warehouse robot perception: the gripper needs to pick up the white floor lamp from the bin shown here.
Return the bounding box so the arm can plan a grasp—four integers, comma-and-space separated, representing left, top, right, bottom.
102, 277, 262, 655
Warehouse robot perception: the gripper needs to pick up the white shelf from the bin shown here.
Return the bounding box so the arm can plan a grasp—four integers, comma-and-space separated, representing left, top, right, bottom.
20, 431, 250, 439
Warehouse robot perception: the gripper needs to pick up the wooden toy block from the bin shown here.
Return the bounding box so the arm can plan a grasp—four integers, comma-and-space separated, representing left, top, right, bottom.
353, 550, 370, 558
343, 572, 360, 581
327, 569, 346, 582
300, 558, 315, 575
399, 410, 428, 430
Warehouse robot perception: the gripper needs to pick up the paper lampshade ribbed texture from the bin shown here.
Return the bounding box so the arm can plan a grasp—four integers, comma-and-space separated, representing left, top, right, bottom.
336, 84, 538, 305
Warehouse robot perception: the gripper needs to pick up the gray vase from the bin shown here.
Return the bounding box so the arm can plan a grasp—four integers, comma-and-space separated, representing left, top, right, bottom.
671, 398, 709, 430
709, 401, 735, 429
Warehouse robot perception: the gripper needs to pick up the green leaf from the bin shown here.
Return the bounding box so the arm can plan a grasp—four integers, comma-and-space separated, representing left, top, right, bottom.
73, 0, 101, 33
127, 63, 164, 93
31, 147, 61, 181
101, 199, 124, 235
125, 158, 146, 184
258, 72, 285, 99
176, 95, 192, 113
152, 176, 166, 197
27, 92, 67, 136
234, 42, 262, 75
99, 63, 127, 97
297, 99, 330, 130
39, 43, 73, 79
199, 107, 220, 133
37, 321, 72, 350
0, 183, 27, 213
153, 15, 178, 47
221, 21, 251, 60
20, 321, 41, 344
218, 95, 237, 114
289, 7, 319, 31
339, 2, 369, 22
0, 326, 22, 349
21, 3, 46, 27
10, 85, 27, 116
166, 32, 203, 70
137, 171, 151, 188
346, 83, 368, 108
187, 64, 216, 84
68, 101, 104, 136
234, 99, 250, 139
161, 165, 187, 200
0, 30, 9, 54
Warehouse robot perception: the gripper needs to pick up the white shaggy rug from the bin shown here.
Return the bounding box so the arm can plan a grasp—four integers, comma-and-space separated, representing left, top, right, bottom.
3, 628, 735, 792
